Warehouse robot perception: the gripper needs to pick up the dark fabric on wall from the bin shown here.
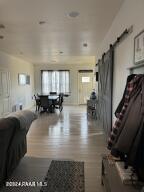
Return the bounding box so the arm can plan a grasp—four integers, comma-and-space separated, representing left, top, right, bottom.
98, 47, 114, 137
114, 74, 136, 117
108, 74, 144, 181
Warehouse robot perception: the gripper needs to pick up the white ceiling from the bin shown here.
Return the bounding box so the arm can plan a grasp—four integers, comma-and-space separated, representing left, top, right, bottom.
0, 0, 124, 65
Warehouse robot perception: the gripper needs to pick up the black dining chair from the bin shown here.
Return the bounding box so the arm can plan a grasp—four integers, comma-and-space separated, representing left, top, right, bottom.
39, 96, 50, 112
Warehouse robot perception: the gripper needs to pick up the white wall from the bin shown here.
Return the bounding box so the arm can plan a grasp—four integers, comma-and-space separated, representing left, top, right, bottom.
97, 0, 144, 118
0, 51, 34, 111
34, 63, 95, 105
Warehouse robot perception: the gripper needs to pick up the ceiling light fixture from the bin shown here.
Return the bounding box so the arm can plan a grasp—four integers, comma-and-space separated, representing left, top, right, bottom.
0, 24, 5, 29
68, 11, 80, 18
0, 35, 4, 39
39, 21, 46, 25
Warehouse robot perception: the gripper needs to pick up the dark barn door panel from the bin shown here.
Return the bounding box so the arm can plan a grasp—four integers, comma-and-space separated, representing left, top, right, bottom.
98, 47, 114, 138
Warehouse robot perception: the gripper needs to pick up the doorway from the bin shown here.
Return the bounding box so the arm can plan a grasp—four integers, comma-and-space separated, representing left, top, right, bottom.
78, 70, 94, 104
0, 70, 11, 116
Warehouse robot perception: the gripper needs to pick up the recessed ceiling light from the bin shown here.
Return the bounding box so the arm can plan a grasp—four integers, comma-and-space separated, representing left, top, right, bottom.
0, 35, 4, 39
0, 24, 5, 29
39, 21, 46, 25
68, 11, 80, 18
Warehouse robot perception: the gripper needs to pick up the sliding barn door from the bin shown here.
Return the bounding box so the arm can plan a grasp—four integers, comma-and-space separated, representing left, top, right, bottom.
98, 48, 114, 137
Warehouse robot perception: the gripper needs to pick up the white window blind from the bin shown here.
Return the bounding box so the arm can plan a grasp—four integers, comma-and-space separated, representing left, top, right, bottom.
41, 70, 70, 94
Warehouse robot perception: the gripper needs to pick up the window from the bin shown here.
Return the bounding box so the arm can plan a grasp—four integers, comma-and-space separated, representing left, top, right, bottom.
18, 74, 26, 85
82, 76, 90, 83
41, 70, 70, 94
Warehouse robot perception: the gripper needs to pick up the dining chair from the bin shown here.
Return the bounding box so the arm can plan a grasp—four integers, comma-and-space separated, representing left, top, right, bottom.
34, 94, 41, 111
39, 96, 50, 112
55, 93, 64, 112
87, 99, 97, 119
49, 92, 57, 95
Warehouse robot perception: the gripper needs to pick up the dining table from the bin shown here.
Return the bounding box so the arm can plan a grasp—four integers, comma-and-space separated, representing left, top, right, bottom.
38, 95, 59, 113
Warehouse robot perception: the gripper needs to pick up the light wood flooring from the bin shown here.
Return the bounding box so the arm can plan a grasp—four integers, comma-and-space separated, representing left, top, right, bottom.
27, 106, 107, 192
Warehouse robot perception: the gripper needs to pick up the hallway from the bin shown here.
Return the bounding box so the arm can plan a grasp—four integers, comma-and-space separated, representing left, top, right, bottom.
27, 106, 107, 192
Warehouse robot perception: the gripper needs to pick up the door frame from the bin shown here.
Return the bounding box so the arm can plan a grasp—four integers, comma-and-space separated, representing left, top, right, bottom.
78, 70, 94, 105
0, 68, 11, 117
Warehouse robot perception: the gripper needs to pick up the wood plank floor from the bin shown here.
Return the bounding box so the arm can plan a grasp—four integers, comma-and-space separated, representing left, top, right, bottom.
27, 106, 107, 192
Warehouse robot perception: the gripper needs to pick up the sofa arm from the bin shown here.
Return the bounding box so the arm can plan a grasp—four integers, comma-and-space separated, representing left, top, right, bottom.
7, 110, 37, 132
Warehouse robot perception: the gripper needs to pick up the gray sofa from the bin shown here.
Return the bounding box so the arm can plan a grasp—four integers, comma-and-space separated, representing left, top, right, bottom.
0, 110, 37, 187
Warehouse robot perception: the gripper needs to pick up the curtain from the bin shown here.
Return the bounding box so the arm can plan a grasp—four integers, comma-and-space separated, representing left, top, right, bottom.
41, 70, 70, 94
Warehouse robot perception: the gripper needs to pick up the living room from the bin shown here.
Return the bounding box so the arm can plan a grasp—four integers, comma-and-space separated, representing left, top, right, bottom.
1, 0, 144, 191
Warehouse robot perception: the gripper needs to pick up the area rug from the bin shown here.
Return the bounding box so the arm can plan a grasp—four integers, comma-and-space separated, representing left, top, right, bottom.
40, 160, 85, 192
